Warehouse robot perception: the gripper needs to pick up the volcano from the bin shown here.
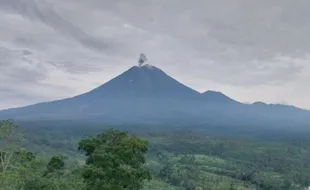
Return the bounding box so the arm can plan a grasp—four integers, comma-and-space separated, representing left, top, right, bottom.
0, 65, 203, 123
0, 64, 309, 126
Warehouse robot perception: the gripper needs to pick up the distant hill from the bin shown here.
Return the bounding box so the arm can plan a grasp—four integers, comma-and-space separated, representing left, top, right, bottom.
0, 64, 309, 127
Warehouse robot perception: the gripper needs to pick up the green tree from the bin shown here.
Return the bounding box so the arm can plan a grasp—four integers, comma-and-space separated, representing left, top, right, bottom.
45, 155, 65, 175
79, 129, 151, 190
0, 120, 25, 172
0, 120, 35, 190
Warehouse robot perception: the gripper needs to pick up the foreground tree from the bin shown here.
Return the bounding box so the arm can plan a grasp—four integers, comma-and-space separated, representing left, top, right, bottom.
45, 155, 65, 175
0, 120, 34, 190
0, 120, 25, 172
79, 129, 151, 190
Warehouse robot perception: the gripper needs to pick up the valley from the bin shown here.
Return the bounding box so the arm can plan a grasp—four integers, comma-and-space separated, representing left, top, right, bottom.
2, 120, 308, 190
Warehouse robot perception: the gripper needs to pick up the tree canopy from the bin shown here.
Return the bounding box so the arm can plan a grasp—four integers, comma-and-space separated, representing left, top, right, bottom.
79, 129, 151, 190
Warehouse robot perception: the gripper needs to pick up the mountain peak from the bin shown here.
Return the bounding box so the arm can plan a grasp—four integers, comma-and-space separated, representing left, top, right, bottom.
129, 64, 164, 74
252, 101, 267, 106
202, 90, 239, 104
85, 64, 199, 99
121, 64, 167, 80
138, 64, 155, 69
203, 90, 226, 96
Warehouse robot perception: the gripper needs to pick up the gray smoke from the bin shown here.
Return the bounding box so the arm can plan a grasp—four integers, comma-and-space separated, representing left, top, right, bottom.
138, 53, 148, 67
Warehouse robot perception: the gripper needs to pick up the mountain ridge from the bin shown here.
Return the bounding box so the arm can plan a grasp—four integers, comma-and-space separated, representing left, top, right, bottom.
0, 64, 309, 127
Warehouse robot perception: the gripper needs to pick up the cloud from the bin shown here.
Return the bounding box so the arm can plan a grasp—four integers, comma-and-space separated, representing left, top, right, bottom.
0, 0, 115, 52
0, 0, 310, 109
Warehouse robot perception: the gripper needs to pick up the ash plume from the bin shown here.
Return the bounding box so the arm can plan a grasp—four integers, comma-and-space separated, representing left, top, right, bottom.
138, 53, 148, 67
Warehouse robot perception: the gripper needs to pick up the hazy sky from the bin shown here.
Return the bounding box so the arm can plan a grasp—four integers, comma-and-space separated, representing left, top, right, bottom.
1, 0, 310, 110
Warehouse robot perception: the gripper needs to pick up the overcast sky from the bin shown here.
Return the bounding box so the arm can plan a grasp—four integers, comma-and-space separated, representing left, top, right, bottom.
0, 0, 310, 110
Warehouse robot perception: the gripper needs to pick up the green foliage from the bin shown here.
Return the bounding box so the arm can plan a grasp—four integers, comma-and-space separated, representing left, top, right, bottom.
0, 149, 39, 189
79, 129, 151, 190
2, 119, 310, 190
0, 120, 25, 172
45, 155, 65, 175
148, 130, 310, 190
0, 120, 86, 190
22, 168, 86, 190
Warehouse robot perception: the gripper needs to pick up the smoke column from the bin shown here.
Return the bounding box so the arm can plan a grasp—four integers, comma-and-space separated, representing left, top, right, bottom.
138, 53, 148, 67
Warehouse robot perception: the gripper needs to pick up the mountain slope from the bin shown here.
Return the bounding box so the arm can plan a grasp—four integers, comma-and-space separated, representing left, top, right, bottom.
0, 65, 202, 122
0, 64, 309, 127
84, 64, 200, 99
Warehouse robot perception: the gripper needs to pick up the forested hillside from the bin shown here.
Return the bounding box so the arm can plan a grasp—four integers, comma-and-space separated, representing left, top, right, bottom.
2, 120, 310, 190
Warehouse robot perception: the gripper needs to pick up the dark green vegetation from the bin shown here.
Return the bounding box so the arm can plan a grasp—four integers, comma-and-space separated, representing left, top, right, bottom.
79, 130, 151, 190
2, 120, 310, 190
0, 120, 151, 190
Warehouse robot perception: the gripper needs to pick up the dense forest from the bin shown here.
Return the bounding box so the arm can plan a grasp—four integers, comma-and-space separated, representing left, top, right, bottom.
1, 119, 310, 190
